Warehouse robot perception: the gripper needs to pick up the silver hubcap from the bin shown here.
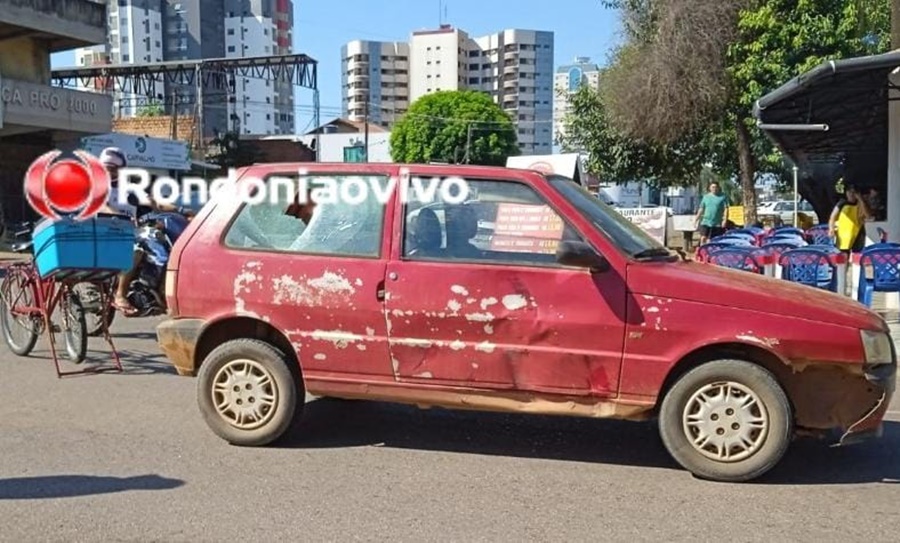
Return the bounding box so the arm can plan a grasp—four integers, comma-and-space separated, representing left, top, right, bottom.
211, 359, 278, 430
682, 381, 768, 462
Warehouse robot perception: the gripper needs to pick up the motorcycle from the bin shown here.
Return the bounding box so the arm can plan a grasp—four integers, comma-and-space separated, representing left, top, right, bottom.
77, 211, 189, 325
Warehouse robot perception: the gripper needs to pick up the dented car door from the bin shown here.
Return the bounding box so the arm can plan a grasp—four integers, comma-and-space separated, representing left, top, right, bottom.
383, 173, 628, 397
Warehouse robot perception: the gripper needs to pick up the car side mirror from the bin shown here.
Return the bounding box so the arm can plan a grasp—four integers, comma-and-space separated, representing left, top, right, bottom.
556, 240, 610, 272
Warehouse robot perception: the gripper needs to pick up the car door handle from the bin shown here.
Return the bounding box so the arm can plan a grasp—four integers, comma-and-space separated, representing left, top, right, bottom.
376, 279, 386, 301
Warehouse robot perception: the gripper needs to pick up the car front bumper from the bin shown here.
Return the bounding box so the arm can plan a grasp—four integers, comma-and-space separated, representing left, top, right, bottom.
837, 361, 896, 445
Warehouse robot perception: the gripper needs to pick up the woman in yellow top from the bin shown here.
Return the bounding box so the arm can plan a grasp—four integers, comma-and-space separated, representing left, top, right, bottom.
828, 183, 871, 254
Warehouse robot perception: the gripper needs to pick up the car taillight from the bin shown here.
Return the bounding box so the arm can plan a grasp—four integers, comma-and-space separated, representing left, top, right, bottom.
165, 269, 178, 314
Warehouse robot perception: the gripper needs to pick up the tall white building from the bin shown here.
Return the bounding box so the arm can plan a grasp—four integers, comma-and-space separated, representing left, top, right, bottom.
341, 40, 410, 128
74, 0, 295, 137
553, 57, 601, 146
342, 25, 554, 155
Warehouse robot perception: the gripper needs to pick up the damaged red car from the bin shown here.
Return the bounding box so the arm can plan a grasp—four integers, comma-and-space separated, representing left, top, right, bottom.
157, 163, 896, 482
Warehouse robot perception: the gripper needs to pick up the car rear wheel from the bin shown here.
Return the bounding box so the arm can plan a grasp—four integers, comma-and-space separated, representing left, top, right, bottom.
659, 359, 792, 482
197, 339, 304, 446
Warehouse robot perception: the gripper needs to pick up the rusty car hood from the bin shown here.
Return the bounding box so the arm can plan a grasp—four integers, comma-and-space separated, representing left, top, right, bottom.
627, 260, 887, 331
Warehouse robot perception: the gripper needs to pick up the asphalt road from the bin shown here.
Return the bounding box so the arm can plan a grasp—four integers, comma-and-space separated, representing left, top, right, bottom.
0, 316, 898, 542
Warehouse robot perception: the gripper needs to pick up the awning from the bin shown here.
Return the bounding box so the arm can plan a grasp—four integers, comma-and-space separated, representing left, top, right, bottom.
753, 51, 900, 171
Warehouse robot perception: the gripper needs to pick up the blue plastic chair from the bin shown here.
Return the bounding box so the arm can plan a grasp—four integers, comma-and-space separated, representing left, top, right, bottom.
711, 234, 755, 246
807, 224, 831, 245
772, 226, 805, 237
778, 247, 837, 292
706, 247, 766, 274
728, 227, 764, 240
856, 247, 900, 307
696, 241, 739, 263
762, 235, 807, 248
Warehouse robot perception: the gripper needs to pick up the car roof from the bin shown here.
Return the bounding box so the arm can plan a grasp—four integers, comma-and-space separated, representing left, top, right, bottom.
239, 162, 553, 181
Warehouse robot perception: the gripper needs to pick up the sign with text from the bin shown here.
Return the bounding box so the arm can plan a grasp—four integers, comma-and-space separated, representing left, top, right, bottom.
490, 203, 565, 254
81, 133, 190, 171
617, 207, 668, 245
0, 77, 111, 134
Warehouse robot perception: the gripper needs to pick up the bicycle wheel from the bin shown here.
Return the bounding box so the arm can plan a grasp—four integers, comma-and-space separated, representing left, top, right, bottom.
57, 289, 87, 364
0, 268, 40, 356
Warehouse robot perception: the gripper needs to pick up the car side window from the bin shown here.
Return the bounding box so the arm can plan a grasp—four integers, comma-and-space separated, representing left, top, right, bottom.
223, 174, 388, 257
402, 179, 586, 267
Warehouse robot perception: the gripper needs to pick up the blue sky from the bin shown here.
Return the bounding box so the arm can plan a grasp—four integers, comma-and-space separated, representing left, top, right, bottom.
50, 0, 620, 133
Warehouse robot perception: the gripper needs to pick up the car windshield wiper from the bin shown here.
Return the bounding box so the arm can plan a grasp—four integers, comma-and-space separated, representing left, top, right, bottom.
632, 247, 674, 259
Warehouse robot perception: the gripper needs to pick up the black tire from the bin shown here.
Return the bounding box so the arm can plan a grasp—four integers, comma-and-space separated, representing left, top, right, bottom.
0, 271, 39, 357
59, 292, 88, 364
196, 339, 304, 446
658, 359, 792, 482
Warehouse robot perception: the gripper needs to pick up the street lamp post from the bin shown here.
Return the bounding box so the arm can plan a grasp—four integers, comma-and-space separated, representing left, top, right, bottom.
793, 165, 799, 226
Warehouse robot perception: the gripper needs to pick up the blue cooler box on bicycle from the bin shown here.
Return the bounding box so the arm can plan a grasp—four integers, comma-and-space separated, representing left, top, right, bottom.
32, 215, 135, 279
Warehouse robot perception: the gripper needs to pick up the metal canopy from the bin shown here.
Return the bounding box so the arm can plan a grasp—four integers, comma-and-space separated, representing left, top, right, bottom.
752, 51, 900, 170
51, 53, 318, 95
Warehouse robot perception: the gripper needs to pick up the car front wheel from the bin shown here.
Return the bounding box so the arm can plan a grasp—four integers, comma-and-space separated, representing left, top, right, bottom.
197, 339, 304, 446
659, 359, 792, 482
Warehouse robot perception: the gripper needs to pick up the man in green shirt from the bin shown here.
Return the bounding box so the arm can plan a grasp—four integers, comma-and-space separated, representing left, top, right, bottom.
695, 182, 730, 245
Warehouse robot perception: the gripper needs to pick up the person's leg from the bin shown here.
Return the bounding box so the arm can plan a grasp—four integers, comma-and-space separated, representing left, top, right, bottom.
698, 225, 710, 245
114, 249, 142, 313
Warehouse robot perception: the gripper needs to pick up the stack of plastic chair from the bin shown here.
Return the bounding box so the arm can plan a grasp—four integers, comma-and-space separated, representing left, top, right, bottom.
695, 241, 738, 263
778, 247, 838, 292
706, 246, 766, 274
856, 246, 900, 307
806, 224, 833, 246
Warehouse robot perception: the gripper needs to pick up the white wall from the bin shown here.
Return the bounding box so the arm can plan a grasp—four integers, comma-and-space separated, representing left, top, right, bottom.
226, 15, 277, 135
300, 132, 393, 163
409, 29, 465, 101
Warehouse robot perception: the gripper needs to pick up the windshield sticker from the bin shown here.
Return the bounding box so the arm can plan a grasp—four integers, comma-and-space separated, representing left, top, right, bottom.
490, 203, 565, 254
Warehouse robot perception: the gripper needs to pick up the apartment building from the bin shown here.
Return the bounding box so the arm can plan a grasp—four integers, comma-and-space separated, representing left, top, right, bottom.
341, 40, 410, 128
74, 0, 294, 137
553, 57, 600, 146
341, 25, 554, 155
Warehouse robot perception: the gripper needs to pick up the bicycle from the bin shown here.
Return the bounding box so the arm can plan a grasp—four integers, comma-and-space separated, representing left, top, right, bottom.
0, 260, 88, 366
7, 221, 114, 337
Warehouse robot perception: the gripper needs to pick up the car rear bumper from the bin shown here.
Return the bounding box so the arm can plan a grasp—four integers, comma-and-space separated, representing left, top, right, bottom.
837, 362, 896, 445
156, 318, 205, 376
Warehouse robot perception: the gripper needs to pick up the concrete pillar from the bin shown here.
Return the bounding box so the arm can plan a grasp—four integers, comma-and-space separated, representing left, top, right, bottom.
880, 70, 900, 309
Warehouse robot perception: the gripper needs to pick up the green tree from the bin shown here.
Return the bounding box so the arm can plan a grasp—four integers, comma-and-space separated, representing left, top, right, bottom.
560, 84, 709, 189
137, 99, 165, 117
590, 0, 890, 224
390, 90, 520, 165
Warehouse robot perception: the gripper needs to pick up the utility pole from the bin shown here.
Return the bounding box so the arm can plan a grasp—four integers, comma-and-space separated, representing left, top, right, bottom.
793, 165, 799, 226
195, 63, 204, 155
170, 91, 178, 141
364, 100, 369, 162
463, 122, 474, 164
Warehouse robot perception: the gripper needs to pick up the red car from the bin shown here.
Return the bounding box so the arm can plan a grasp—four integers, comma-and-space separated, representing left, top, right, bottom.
157, 163, 896, 482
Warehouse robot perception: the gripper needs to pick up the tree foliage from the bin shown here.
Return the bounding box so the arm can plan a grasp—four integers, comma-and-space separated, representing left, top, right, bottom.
559, 84, 708, 188
137, 100, 165, 117
579, 0, 892, 223
390, 90, 520, 165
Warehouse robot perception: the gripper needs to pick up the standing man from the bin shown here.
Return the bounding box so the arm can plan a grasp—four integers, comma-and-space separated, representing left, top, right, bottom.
829, 183, 871, 255
695, 182, 730, 245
